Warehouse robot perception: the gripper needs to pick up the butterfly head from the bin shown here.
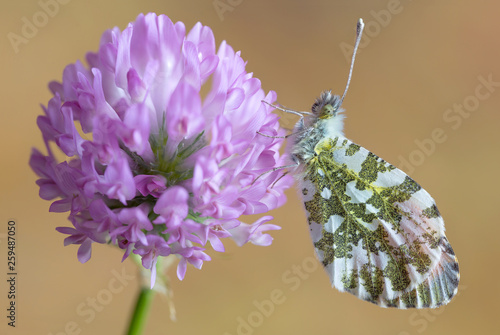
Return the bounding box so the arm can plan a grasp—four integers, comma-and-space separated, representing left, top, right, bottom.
312, 91, 343, 120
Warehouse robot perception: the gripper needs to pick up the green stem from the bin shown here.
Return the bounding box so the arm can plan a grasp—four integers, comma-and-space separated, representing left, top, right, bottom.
126, 287, 156, 335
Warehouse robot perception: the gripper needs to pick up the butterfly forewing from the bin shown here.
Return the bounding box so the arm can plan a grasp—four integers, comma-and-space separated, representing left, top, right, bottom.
299, 136, 459, 308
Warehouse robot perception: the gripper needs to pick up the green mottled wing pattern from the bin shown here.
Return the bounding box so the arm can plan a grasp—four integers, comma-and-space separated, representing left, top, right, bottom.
299, 136, 459, 308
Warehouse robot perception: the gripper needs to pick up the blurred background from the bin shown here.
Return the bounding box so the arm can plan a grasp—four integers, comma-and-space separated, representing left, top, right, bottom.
1, 0, 499, 334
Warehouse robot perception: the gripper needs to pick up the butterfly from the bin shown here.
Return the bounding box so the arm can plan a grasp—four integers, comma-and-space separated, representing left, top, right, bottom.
262, 19, 459, 308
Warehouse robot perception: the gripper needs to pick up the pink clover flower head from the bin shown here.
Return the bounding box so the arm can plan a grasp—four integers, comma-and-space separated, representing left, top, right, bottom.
30, 13, 293, 286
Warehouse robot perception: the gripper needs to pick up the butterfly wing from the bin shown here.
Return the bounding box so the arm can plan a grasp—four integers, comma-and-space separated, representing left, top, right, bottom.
298, 136, 459, 308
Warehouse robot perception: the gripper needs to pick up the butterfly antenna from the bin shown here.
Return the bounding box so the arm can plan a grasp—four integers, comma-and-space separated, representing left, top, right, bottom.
339, 18, 365, 106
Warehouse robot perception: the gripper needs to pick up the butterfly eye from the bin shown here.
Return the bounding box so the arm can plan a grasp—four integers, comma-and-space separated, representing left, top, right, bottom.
321, 104, 335, 118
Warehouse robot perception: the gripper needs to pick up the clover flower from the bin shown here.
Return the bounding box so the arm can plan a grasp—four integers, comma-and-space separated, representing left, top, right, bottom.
30, 13, 292, 287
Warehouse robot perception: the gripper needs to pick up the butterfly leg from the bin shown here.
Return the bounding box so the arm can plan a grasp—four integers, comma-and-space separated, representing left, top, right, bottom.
259, 100, 310, 139
270, 170, 290, 188
251, 162, 299, 186
251, 155, 300, 186
256, 131, 294, 139
257, 117, 307, 139
261, 100, 313, 117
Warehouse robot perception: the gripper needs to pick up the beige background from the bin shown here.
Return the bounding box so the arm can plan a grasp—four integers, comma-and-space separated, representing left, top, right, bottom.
1, 0, 499, 334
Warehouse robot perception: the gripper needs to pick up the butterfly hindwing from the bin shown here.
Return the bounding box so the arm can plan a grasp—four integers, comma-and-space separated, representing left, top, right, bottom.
298, 136, 459, 308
